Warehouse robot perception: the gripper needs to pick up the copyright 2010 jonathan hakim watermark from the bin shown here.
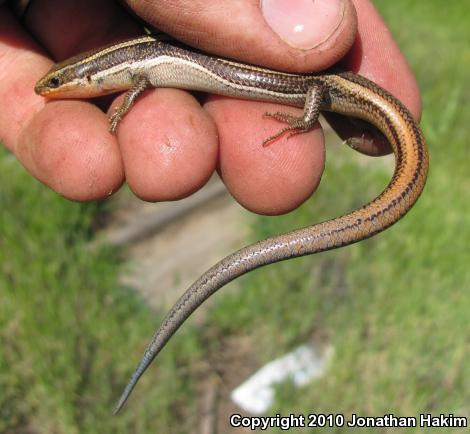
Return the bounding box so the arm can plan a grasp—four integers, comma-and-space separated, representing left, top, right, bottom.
229, 413, 467, 430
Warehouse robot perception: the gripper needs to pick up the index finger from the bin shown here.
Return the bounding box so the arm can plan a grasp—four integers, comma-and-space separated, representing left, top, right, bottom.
324, 0, 422, 155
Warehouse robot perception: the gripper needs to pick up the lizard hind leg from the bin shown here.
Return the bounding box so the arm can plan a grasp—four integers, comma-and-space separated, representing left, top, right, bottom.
262, 84, 324, 146
261, 112, 310, 146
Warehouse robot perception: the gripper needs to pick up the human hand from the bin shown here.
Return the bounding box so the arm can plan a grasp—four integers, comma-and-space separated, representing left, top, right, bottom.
0, 0, 421, 214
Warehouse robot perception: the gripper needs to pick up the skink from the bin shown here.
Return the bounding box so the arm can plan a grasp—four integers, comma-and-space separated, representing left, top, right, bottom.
35, 35, 429, 414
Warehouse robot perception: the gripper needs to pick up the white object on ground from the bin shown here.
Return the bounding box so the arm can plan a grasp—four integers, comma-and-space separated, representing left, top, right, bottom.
231, 344, 333, 415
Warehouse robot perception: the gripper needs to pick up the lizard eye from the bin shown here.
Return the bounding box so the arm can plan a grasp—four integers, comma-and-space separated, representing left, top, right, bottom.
48, 77, 61, 88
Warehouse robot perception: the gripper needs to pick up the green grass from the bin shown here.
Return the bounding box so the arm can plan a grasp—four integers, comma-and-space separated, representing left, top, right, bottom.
1, 0, 469, 432
0, 156, 202, 432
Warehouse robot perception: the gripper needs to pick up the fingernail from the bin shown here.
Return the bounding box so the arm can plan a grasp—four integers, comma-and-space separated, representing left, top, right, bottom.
261, 0, 345, 50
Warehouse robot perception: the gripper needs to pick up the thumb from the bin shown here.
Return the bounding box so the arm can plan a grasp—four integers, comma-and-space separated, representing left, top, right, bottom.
124, 0, 357, 72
